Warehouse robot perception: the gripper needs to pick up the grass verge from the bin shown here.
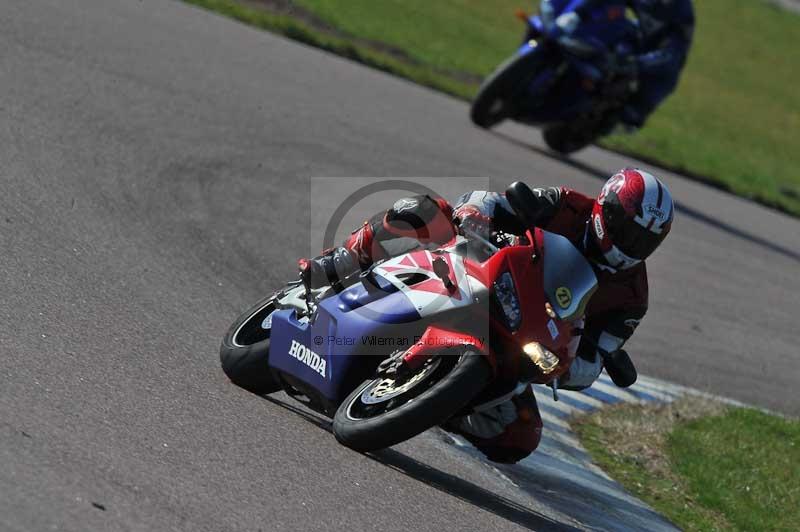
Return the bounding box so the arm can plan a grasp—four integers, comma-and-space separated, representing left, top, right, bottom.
572, 398, 800, 531
183, 0, 800, 217
183, 0, 476, 99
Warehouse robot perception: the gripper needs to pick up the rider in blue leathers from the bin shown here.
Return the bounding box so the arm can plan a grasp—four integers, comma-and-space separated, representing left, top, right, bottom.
554, 0, 695, 128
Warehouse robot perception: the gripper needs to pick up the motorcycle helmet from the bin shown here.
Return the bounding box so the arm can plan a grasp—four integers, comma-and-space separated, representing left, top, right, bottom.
590, 168, 674, 270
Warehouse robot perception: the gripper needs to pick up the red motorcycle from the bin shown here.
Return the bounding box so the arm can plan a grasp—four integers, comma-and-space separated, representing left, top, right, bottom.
220, 183, 636, 452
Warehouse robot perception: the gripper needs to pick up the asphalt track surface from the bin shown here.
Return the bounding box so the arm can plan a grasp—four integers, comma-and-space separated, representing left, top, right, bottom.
2, 0, 799, 530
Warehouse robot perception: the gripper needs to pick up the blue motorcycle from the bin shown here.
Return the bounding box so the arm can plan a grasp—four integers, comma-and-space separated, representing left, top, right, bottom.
471, 0, 640, 154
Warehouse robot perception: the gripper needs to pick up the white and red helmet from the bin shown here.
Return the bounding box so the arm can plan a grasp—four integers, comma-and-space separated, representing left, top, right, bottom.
590, 168, 674, 270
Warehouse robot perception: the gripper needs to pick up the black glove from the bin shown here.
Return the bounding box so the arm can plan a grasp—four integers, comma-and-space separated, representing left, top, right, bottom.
603, 349, 638, 388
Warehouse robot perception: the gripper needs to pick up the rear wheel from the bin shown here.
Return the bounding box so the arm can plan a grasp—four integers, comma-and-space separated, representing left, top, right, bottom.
471, 46, 546, 129
220, 293, 283, 394
333, 349, 491, 452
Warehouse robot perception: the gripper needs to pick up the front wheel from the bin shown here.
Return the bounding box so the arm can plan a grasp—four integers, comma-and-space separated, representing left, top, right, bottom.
333, 349, 491, 452
471, 45, 546, 129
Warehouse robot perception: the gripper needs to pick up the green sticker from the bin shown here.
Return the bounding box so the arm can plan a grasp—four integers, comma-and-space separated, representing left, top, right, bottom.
555, 286, 572, 309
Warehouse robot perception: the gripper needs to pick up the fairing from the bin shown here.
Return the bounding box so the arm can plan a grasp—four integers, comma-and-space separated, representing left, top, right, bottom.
269, 248, 488, 403
541, 230, 598, 320
267, 230, 595, 406
373, 249, 486, 317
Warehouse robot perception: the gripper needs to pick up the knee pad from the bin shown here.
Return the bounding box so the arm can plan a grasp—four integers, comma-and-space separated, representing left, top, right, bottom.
381, 195, 455, 244
476, 420, 543, 463
475, 395, 543, 464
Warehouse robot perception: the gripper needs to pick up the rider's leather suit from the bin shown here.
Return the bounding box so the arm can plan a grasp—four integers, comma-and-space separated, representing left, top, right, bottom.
574, 0, 695, 126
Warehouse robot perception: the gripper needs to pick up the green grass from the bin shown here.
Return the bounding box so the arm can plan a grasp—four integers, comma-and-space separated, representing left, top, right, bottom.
184, 0, 800, 217
292, 0, 524, 76
669, 408, 800, 531
573, 399, 800, 531
602, 0, 800, 216
182, 0, 476, 98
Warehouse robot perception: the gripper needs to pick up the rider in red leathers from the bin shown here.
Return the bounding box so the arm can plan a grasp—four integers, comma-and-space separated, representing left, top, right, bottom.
300, 168, 674, 463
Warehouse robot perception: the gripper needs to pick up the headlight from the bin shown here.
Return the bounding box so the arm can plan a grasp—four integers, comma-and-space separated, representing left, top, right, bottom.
493, 272, 521, 330
523, 342, 560, 374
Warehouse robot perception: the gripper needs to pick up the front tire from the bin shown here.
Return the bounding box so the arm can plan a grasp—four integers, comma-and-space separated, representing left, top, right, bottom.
333, 349, 491, 452
471, 46, 545, 129
220, 293, 283, 394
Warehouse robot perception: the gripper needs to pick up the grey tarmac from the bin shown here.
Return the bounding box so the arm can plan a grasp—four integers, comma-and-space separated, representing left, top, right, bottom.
1, 0, 798, 530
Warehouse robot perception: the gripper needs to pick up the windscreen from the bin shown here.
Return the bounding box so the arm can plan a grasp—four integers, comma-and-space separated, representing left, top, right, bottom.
541, 231, 598, 321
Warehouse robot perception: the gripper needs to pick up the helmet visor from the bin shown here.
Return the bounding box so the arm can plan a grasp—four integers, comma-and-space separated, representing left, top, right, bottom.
603, 202, 664, 260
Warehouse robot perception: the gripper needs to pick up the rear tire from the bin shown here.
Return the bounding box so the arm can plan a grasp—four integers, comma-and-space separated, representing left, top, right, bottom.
333, 350, 491, 452
220, 294, 283, 394
471, 46, 545, 129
